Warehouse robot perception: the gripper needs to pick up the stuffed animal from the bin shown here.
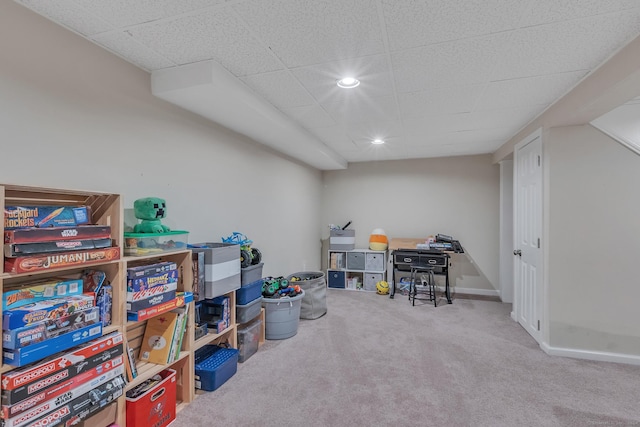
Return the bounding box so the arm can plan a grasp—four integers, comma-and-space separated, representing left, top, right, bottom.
133, 197, 170, 233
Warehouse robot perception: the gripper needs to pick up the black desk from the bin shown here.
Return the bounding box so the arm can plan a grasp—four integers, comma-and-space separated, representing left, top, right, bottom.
389, 248, 452, 304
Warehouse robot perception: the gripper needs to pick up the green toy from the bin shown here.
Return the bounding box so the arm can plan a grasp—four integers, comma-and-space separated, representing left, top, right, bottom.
133, 197, 170, 233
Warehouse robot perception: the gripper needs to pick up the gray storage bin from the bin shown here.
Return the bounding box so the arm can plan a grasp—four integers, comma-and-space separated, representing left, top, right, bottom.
330, 229, 355, 250
365, 252, 385, 271
237, 318, 261, 363
192, 242, 241, 298
236, 296, 263, 324
287, 271, 327, 320
262, 290, 304, 340
364, 273, 383, 292
241, 263, 263, 285
346, 251, 365, 270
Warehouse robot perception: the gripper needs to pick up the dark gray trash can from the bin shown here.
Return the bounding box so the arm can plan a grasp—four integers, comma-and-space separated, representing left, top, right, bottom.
287, 271, 327, 320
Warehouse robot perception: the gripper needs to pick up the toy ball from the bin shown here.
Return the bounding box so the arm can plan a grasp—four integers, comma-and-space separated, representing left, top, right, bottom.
369, 228, 388, 251
376, 280, 389, 295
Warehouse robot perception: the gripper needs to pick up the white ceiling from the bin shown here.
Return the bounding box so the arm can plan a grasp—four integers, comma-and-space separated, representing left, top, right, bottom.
14, 0, 640, 169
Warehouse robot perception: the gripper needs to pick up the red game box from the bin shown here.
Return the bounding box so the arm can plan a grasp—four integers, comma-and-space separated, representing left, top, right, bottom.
4, 247, 120, 274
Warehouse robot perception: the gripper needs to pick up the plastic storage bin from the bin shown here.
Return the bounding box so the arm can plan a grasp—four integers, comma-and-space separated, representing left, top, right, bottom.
191, 242, 241, 298
126, 369, 176, 427
237, 318, 262, 363
194, 345, 239, 391
236, 278, 263, 305
241, 263, 263, 285
262, 290, 304, 340
236, 296, 263, 324
124, 231, 189, 256
330, 229, 355, 250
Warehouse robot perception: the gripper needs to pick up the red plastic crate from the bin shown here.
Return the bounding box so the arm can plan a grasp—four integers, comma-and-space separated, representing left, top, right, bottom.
126, 369, 176, 427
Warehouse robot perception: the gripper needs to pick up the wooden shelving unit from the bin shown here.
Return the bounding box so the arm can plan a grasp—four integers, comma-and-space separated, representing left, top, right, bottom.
0, 184, 240, 427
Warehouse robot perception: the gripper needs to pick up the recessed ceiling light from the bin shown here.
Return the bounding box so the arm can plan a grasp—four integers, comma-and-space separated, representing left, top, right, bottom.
372, 139, 385, 145
337, 77, 360, 89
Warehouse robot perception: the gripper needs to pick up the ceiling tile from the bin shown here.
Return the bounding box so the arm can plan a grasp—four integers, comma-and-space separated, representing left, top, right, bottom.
520, 0, 640, 27
77, 0, 225, 28
128, 8, 283, 75
291, 55, 393, 105
382, 0, 526, 51
241, 71, 316, 109
282, 105, 337, 129
92, 31, 175, 71
232, 0, 385, 68
475, 70, 588, 111
391, 32, 512, 93
322, 95, 400, 125
398, 84, 484, 118
346, 120, 404, 144
493, 12, 640, 80
340, 144, 408, 162
405, 128, 515, 147
17, 0, 114, 36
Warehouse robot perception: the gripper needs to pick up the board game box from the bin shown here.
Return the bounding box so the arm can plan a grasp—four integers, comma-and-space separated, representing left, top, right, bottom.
3, 294, 95, 330
2, 278, 83, 311
126, 261, 178, 279
4, 238, 113, 257
3, 225, 111, 244
3, 247, 120, 274
4, 206, 91, 230
3, 306, 100, 350
3, 323, 103, 367
126, 287, 177, 313
1, 332, 123, 392
126, 269, 178, 292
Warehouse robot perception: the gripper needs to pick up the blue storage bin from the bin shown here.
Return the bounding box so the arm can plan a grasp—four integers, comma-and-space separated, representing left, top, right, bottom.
194, 345, 239, 391
236, 278, 263, 305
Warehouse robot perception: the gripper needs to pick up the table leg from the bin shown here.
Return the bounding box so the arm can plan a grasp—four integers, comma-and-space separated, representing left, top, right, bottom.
446, 267, 452, 304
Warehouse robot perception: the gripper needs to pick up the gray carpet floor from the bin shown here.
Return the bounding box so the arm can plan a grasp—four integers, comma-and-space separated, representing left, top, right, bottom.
172, 289, 640, 427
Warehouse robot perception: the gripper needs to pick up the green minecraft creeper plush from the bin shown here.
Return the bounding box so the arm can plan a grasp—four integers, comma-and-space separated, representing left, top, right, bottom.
133, 197, 171, 233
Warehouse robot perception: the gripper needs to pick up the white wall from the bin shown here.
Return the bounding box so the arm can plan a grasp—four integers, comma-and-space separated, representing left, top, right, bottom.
0, 1, 323, 277
322, 156, 500, 292
546, 125, 640, 355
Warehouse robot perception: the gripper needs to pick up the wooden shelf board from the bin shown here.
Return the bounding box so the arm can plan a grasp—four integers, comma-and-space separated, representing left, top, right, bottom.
176, 401, 188, 413
193, 325, 236, 351
126, 351, 189, 391
122, 250, 191, 263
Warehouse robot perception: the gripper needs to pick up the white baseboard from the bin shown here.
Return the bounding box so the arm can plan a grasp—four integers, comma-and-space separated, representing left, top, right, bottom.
540, 341, 640, 366
510, 311, 517, 322
445, 286, 499, 297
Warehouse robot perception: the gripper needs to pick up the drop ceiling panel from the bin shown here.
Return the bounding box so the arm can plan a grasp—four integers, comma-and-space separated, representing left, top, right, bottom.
322, 95, 399, 125
475, 70, 588, 111
398, 84, 484, 118
391, 33, 512, 93
519, 0, 640, 27
240, 71, 316, 109
75, 0, 225, 28
19, 0, 114, 36
232, 0, 385, 68
11, 0, 640, 168
291, 55, 394, 104
493, 12, 640, 80
382, 0, 524, 51
127, 8, 283, 75
92, 31, 175, 71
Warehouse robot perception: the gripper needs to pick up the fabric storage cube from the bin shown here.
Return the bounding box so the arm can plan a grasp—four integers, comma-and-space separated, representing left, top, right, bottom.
237, 318, 261, 363
126, 369, 176, 427
236, 296, 263, 324
241, 263, 263, 285
327, 270, 345, 288
365, 252, 385, 271
364, 273, 383, 292
330, 229, 355, 250
191, 243, 241, 298
346, 252, 365, 270
194, 345, 239, 391
236, 278, 263, 305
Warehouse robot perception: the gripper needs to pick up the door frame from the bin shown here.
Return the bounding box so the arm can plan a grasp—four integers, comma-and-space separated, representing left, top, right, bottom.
512, 128, 544, 344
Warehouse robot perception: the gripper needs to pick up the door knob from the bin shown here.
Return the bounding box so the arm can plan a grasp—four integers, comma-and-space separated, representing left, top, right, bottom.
513, 249, 522, 256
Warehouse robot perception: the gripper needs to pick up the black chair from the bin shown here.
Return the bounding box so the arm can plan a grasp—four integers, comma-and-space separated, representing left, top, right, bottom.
408, 263, 437, 307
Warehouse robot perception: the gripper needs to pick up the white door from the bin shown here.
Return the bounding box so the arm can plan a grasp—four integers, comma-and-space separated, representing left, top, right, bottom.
513, 130, 543, 342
